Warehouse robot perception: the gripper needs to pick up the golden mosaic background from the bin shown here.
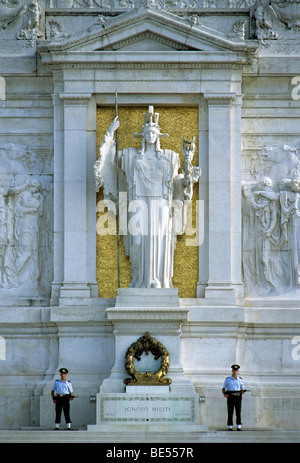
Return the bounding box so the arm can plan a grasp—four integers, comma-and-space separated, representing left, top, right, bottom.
96, 106, 199, 298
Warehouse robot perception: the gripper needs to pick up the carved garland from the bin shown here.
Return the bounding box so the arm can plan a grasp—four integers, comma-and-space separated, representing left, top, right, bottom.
124, 332, 172, 386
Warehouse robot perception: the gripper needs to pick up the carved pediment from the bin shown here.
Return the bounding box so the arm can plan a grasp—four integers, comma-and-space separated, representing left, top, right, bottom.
40, 7, 257, 56
97, 31, 197, 52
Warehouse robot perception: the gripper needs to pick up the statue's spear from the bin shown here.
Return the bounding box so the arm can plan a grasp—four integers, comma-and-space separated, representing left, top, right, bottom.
115, 90, 120, 288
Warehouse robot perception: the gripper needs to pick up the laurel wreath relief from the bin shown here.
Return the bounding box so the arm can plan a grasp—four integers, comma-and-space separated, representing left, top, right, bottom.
124, 332, 172, 386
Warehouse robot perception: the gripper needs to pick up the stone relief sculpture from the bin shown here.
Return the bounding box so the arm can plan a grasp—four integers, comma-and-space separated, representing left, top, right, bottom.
251, 0, 279, 45
250, 0, 300, 45
229, 0, 255, 6
228, 20, 247, 39
0, 143, 52, 297
242, 142, 300, 297
271, 0, 300, 30
94, 106, 201, 289
0, 0, 23, 31
2, 180, 43, 290
17, 0, 42, 42
53, 0, 259, 9
280, 178, 300, 287
47, 19, 70, 40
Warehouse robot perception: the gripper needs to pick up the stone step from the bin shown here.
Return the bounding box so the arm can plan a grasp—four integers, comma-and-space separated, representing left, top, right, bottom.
0, 429, 299, 443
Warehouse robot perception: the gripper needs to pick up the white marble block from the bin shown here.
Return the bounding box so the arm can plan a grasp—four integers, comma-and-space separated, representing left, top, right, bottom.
87, 391, 204, 430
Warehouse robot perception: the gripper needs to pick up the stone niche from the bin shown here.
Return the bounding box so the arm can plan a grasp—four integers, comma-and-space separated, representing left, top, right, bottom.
96, 105, 200, 299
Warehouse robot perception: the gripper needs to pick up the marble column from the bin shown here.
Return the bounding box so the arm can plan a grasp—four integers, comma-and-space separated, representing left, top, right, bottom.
57, 92, 98, 304
50, 90, 64, 305
204, 93, 244, 304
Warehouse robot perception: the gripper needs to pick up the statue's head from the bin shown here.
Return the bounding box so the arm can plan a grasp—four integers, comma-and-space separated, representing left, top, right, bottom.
261, 177, 272, 188
30, 180, 41, 193
134, 106, 169, 154
291, 179, 300, 193
143, 126, 159, 145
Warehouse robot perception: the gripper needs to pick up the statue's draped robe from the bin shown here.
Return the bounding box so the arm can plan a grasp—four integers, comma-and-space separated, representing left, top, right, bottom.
95, 133, 186, 289
280, 189, 300, 286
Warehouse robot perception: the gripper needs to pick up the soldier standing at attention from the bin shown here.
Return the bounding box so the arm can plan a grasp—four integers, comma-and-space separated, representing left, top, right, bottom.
51, 368, 74, 430
222, 364, 246, 431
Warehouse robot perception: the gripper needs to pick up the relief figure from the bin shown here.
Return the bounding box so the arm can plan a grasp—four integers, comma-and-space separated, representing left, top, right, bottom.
243, 142, 300, 297
0, 143, 51, 296
280, 178, 300, 287
2, 180, 43, 289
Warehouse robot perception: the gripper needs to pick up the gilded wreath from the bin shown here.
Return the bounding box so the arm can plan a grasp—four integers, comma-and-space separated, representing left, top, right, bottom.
124, 332, 172, 386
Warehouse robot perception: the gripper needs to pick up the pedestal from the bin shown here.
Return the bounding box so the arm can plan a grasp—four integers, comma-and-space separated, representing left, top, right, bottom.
88, 288, 205, 432
87, 386, 206, 432
99, 288, 195, 394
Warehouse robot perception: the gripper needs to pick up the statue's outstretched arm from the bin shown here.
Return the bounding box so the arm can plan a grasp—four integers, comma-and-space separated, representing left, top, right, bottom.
94, 116, 120, 200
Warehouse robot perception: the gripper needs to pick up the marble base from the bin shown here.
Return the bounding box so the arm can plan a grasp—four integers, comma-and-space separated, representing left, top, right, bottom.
126, 385, 170, 393
115, 288, 180, 307
100, 288, 195, 394
87, 388, 205, 431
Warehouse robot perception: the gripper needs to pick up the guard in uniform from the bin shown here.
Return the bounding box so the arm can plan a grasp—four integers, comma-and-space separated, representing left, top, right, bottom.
51, 368, 74, 430
222, 364, 245, 431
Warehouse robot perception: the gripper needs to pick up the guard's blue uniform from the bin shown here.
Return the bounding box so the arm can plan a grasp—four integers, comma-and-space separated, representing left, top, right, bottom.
223, 375, 244, 392
223, 375, 245, 427
52, 379, 73, 396
52, 378, 74, 427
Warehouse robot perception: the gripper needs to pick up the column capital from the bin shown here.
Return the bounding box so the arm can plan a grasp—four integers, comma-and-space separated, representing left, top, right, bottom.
59, 92, 92, 105
203, 92, 236, 104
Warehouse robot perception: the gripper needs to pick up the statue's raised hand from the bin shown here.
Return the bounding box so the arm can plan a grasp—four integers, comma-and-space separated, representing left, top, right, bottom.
108, 116, 120, 134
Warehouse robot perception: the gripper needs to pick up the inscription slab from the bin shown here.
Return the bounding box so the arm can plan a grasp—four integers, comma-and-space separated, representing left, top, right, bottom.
96, 393, 199, 425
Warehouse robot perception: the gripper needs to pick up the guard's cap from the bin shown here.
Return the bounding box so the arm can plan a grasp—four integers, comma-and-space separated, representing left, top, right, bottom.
59, 368, 68, 374
231, 364, 240, 370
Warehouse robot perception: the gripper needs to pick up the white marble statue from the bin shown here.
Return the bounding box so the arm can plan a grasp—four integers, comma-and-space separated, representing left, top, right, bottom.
251, 0, 279, 45
242, 142, 300, 296
3, 179, 43, 289
94, 106, 201, 289
17, 0, 42, 42
0, 143, 52, 297
280, 177, 300, 287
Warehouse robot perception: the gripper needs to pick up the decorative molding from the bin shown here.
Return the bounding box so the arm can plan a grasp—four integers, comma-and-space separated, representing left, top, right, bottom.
59, 92, 92, 103
47, 18, 70, 40
204, 92, 236, 103
228, 19, 246, 40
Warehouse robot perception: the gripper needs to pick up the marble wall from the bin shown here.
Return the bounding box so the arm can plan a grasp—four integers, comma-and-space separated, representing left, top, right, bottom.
0, 0, 299, 430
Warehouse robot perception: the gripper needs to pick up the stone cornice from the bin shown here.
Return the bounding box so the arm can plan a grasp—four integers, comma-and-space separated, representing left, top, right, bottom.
40, 50, 251, 70
106, 307, 190, 324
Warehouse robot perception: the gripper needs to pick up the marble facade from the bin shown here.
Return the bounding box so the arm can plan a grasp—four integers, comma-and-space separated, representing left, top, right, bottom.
0, 0, 300, 432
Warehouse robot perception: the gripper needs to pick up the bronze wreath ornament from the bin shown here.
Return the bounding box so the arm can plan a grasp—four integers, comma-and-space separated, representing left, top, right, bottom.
124, 332, 172, 386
